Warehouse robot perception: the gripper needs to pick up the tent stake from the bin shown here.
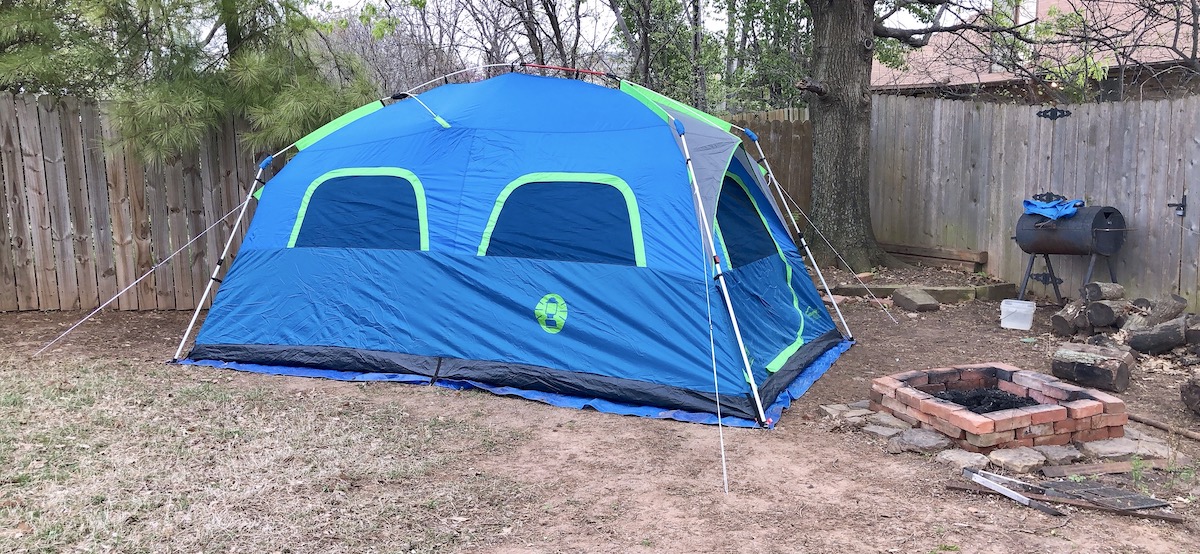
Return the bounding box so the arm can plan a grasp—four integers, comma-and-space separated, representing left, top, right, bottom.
672, 116, 769, 426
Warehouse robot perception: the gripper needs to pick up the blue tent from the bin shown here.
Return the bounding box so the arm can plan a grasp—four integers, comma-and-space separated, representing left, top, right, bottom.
178, 72, 851, 427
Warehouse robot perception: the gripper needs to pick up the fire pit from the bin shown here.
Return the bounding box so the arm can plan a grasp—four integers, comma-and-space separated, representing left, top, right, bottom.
871, 363, 1126, 453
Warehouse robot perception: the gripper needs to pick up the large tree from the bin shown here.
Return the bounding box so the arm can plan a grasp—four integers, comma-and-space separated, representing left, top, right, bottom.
799, 1, 1023, 269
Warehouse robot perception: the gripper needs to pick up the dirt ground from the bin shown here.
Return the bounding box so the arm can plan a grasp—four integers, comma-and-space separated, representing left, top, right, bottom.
2, 268, 1199, 553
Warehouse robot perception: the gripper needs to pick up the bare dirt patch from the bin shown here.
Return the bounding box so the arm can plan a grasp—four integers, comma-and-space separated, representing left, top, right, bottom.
1, 267, 1198, 553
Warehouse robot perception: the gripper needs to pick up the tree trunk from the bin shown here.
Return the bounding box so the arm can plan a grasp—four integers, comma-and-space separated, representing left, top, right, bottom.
219, 0, 243, 55
690, 0, 707, 110
803, 0, 892, 270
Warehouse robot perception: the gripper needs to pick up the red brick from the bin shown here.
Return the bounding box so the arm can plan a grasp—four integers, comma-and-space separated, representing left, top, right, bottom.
985, 408, 1033, 433
997, 379, 1029, 397
945, 379, 985, 391
1028, 389, 1055, 405
965, 429, 1015, 448
869, 400, 884, 412
1073, 428, 1109, 443
915, 383, 946, 393
981, 377, 999, 389
920, 397, 966, 421
1083, 390, 1127, 413
890, 409, 919, 426
958, 366, 998, 381
871, 377, 903, 397
954, 440, 989, 454
945, 409, 996, 435
1018, 422, 1055, 438
896, 387, 932, 408
880, 395, 907, 415
1108, 426, 1126, 439
1063, 399, 1104, 418
925, 417, 965, 439
927, 368, 962, 384
1040, 383, 1075, 401
988, 362, 1024, 374
1054, 418, 1082, 433
904, 404, 933, 425
1000, 438, 1035, 449
1098, 413, 1129, 428
1034, 433, 1073, 446
1024, 404, 1068, 425
902, 373, 930, 387
888, 370, 926, 381
1012, 370, 1054, 391
1053, 382, 1087, 401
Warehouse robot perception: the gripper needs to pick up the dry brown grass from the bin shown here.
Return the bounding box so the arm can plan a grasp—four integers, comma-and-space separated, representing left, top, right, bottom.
0, 354, 535, 553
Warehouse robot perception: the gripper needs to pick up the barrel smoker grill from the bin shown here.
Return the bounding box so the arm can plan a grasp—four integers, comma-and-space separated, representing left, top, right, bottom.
1015, 206, 1127, 303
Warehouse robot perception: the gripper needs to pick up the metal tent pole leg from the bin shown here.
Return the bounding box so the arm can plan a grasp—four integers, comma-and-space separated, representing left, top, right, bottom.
171, 165, 267, 362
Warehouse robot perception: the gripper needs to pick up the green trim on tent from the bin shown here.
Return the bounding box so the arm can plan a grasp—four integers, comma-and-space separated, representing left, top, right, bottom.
478, 172, 647, 267
295, 100, 385, 151
617, 81, 670, 124
287, 167, 429, 250
713, 220, 732, 270
619, 81, 733, 132
722, 171, 805, 372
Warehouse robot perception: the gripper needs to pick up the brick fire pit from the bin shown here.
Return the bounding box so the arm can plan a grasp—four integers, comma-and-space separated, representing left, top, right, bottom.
870, 363, 1127, 453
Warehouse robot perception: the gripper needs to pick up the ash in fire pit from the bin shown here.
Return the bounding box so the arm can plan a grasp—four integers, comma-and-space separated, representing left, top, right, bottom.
935, 388, 1039, 414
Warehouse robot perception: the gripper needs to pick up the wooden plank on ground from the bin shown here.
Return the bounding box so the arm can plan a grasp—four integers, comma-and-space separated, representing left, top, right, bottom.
946, 483, 1185, 523
878, 242, 987, 263
0, 92, 28, 311
145, 162, 174, 309
59, 97, 100, 310
80, 100, 116, 308
16, 95, 59, 310
1041, 458, 1177, 477
36, 96, 80, 310
125, 148, 155, 309
165, 156, 194, 308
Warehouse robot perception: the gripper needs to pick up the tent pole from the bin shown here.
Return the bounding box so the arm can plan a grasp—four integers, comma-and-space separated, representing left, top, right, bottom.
171, 152, 281, 362
743, 132, 855, 341
672, 117, 769, 426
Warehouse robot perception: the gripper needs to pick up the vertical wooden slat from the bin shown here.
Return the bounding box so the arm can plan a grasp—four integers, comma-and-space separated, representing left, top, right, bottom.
182, 150, 207, 309
59, 97, 100, 310
0, 92, 33, 311
125, 149, 155, 309
36, 96, 80, 310
198, 133, 221, 309
99, 105, 136, 310
164, 157, 194, 308
80, 100, 116, 308
145, 162, 174, 309
1178, 97, 1200, 307
16, 95, 59, 310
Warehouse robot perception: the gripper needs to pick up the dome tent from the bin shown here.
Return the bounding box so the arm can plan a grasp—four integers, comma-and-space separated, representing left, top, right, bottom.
176, 71, 852, 427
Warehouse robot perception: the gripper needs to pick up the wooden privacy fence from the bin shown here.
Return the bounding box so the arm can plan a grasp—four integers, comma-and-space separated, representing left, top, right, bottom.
870, 95, 1200, 308
0, 92, 262, 312
2, 93, 1197, 310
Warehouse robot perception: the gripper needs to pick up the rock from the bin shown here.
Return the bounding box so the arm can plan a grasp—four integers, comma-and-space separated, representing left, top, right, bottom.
892, 288, 940, 312
988, 447, 1047, 473
1182, 369, 1200, 416
867, 412, 913, 430
924, 286, 976, 304
847, 399, 872, 410
886, 428, 953, 455
845, 416, 869, 428
862, 425, 903, 439
1033, 445, 1082, 466
818, 404, 851, 419
1122, 427, 1151, 441
1133, 440, 1174, 460
841, 408, 874, 419
935, 449, 990, 471
1079, 438, 1139, 461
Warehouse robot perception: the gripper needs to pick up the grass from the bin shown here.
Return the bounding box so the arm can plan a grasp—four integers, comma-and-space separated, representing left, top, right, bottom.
0, 353, 535, 553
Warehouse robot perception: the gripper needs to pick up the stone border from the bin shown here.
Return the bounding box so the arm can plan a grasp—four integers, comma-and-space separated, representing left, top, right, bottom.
870, 363, 1126, 453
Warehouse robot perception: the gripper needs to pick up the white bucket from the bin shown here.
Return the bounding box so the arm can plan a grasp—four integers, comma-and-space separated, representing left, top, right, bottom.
1000, 299, 1036, 330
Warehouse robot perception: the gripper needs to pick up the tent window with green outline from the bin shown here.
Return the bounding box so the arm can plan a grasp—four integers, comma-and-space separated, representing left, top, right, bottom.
715, 175, 778, 268
481, 177, 645, 267
291, 169, 428, 250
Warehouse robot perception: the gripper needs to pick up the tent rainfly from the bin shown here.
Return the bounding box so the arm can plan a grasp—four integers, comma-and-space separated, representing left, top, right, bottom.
175, 71, 852, 427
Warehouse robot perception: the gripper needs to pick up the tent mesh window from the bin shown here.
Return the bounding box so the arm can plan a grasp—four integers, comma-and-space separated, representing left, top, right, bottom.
293, 174, 423, 250
715, 176, 777, 268
485, 181, 638, 266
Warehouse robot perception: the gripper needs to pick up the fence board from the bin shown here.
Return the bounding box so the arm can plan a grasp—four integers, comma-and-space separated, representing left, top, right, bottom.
36, 96, 80, 310
80, 101, 116, 308
98, 105, 136, 310
16, 96, 59, 310
198, 134, 221, 309
60, 97, 100, 310
1179, 97, 1200, 307
126, 149, 156, 309
0, 92, 32, 311
182, 150, 207, 308
145, 162, 174, 309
